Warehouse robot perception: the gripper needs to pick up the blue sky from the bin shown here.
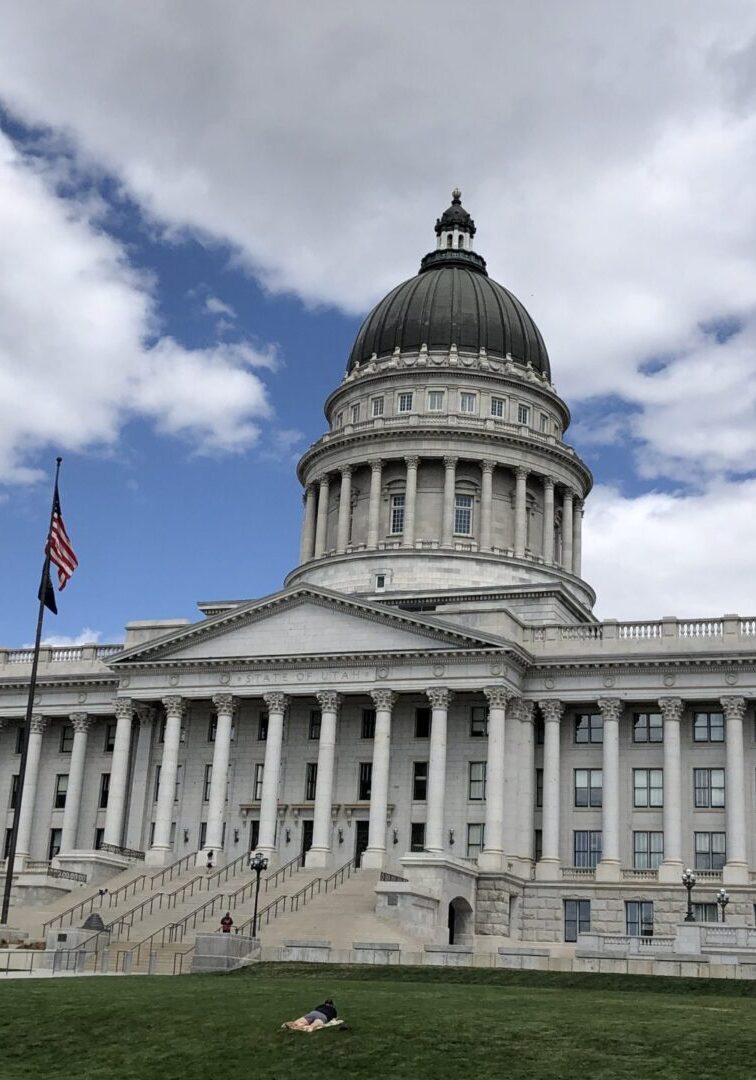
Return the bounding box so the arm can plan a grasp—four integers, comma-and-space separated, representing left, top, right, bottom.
2, 3, 756, 643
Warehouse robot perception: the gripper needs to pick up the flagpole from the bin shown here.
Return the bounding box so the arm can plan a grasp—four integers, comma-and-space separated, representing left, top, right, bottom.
1, 457, 63, 926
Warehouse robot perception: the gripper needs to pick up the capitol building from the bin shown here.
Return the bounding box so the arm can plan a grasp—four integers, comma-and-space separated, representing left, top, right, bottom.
3, 192, 756, 963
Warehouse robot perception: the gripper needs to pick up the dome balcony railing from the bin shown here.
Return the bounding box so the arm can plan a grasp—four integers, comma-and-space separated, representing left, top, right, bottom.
319, 412, 574, 453
527, 615, 752, 654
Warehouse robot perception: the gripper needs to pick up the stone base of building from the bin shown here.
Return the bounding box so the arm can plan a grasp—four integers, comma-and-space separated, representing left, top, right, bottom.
305, 846, 334, 870
723, 862, 750, 886
54, 850, 128, 885
360, 847, 387, 870
191, 932, 261, 973
144, 846, 174, 867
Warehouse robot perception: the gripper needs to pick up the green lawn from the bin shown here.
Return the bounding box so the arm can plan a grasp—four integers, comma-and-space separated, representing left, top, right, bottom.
2, 964, 755, 1079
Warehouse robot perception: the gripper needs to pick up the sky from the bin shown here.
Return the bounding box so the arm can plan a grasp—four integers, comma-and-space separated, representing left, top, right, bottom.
1, 1, 756, 646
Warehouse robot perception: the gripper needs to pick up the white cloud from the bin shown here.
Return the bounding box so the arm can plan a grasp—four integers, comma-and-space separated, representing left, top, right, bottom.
204, 295, 235, 319
36, 627, 102, 647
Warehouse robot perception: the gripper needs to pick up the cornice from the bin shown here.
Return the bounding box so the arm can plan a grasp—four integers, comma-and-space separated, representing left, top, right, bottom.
0, 675, 119, 692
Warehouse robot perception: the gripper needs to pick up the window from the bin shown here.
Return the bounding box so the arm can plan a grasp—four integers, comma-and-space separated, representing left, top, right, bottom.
534, 829, 543, 862
371, 396, 384, 417
9, 775, 19, 810
203, 764, 212, 802
412, 762, 428, 801
574, 830, 602, 868
574, 714, 603, 744
305, 763, 318, 801
397, 392, 414, 413
468, 762, 487, 801
48, 828, 62, 860
540, 413, 550, 433
350, 403, 361, 424
564, 899, 591, 942
415, 707, 431, 738
149, 822, 156, 847
257, 713, 268, 741
466, 823, 484, 858
410, 822, 426, 851
94, 827, 104, 851
693, 902, 719, 922
634, 768, 663, 808
490, 397, 505, 418
358, 763, 372, 801
375, 574, 386, 590
361, 709, 376, 739
446, 234, 453, 248
336, 411, 343, 428
389, 494, 405, 534
59, 725, 74, 753
454, 494, 473, 535
174, 764, 182, 803
693, 711, 724, 742
99, 773, 110, 809
633, 713, 663, 743
159, 718, 166, 743
535, 717, 544, 745
626, 900, 654, 937
470, 706, 488, 737
199, 821, 207, 849
428, 390, 445, 411
207, 714, 217, 743
460, 392, 477, 414
517, 403, 530, 425
695, 831, 726, 870
104, 723, 116, 753
633, 831, 664, 869
574, 768, 602, 807
254, 763, 264, 802
15, 728, 24, 755
54, 774, 68, 810
153, 765, 161, 802
309, 710, 322, 740
536, 768, 543, 808
694, 768, 725, 808
3, 829, 12, 860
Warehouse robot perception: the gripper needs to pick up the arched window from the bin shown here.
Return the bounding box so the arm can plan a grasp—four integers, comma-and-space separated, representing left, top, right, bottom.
457, 233, 464, 249
446, 234, 453, 248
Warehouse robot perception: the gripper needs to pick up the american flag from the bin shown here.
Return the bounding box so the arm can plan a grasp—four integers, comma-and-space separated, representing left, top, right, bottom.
47, 487, 78, 590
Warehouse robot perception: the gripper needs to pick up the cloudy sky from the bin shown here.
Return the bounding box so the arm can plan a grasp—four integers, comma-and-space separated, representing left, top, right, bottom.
1, 1, 755, 645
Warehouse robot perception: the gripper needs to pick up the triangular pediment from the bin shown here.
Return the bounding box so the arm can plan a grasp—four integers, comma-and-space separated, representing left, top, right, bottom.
110, 586, 506, 666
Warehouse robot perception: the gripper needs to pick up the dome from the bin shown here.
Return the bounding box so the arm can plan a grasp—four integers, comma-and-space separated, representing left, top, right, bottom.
347, 192, 550, 377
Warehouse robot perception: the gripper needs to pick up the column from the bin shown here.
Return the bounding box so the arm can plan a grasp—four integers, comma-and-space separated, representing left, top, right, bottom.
363, 689, 397, 868
536, 699, 563, 879
561, 488, 574, 572
515, 701, 536, 866
722, 696, 748, 884
104, 698, 135, 847
425, 688, 451, 853
201, 694, 235, 862
596, 698, 622, 881
514, 467, 528, 557
15, 716, 48, 861
299, 485, 318, 563
542, 477, 555, 563
125, 705, 155, 852
306, 691, 341, 868
658, 697, 684, 883
403, 457, 419, 548
336, 466, 353, 553
149, 696, 184, 863
313, 474, 330, 558
441, 457, 457, 547
572, 498, 583, 578
59, 714, 91, 854
258, 692, 288, 858
367, 459, 383, 548
480, 461, 494, 551
478, 687, 509, 869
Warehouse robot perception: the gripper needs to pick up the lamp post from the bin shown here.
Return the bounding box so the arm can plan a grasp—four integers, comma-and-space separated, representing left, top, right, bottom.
682, 867, 697, 922
249, 851, 269, 938
717, 888, 730, 924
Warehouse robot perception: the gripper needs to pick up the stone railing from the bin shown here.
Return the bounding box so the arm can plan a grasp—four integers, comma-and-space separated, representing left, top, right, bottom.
0, 644, 123, 670
621, 869, 658, 881
527, 615, 754, 655
560, 867, 596, 880
580, 932, 675, 955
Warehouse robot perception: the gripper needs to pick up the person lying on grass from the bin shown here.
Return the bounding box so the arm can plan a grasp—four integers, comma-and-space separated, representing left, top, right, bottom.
284, 998, 338, 1032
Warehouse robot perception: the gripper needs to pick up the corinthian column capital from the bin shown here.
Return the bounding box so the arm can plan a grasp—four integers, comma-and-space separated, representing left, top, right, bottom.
597, 698, 623, 723
162, 696, 185, 721
538, 699, 564, 725
426, 687, 452, 709
720, 696, 747, 722
113, 698, 133, 723
69, 713, 91, 734
658, 697, 684, 723
29, 714, 48, 735
211, 693, 236, 716
263, 692, 289, 713
370, 689, 397, 711
483, 686, 512, 709
315, 690, 341, 713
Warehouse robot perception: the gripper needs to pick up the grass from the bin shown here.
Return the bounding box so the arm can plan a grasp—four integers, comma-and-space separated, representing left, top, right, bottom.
2, 963, 756, 1079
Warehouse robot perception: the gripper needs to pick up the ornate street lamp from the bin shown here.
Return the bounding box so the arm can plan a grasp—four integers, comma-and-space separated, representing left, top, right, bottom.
249, 851, 269, 938
682, 867, 697, 922
717, 888, 730, 924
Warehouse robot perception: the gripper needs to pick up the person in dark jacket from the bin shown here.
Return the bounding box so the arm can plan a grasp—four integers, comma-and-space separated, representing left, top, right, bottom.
220, 912, 233, 933
285, 998, 338, 1032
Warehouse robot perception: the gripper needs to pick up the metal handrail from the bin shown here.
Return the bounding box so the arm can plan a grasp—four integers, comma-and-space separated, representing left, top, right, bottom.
128, 922, 177, 967
204, 851, 250, 890
233, 894, 288, 936
100, 842, 146, 861
149, 851, 197, 888
166, 875, 205, 908
173, 945, 195, 975
289, 877, 322, 912
264, 851, 305, 891
170, 893, 226, 942
108, 893, 166, 940
43, 888, 110, 934
379, 871, 408, 882
323, 856, 358, 893
107, 874, 148, 908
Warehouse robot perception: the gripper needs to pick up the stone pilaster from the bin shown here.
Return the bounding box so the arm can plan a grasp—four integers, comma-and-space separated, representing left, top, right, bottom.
200, 694, 236, 862
15, 715, 48, 861
367, 459, 383, 548
426, 687, 452, 853
299, 484, 318, 563
480, 460, 495, 551
535, 699, 563, 879
314, 474, 330, 558
148, 696, 184, 864
722, 696, 748, 884
258, 692, 289, 858
478, 686, 510, 870
562, 488, 574, 571
658, 697, 684, 883
595, 698, 622, 881
441, 457, 457, 547
362, 689, 397, 868
514, 467, 528, 557
542, 476, 555, 563
306, 691, 341, 868
336, 466, 353, 553
104, 698, 134, 848
59, 713, 92, 854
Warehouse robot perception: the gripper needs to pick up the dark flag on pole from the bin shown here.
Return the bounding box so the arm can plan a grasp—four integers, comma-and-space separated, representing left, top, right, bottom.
38, 480, 78, 615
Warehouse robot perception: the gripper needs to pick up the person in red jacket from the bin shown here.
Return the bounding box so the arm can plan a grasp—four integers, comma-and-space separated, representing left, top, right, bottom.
220, 912, 233, 933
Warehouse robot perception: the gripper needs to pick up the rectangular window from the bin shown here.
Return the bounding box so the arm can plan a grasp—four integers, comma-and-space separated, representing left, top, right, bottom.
536, 768, 543, 808
350, 403, 360, 424
460, 392, 477, 414
48, 828, 62, 860
207, 714, 217, 743
104, 723, 116, 753
693, 902, 719, 922
309, 710, 322, 740
626, 900, 654, 937
159, 718, 166, 743
410, 822, 425, 852
573, 830, 602, 868
153, 765, 161, 802
59, 725, 74, 753
468, 761, 487, 801
371, 396, 384, 417
634, 768, 664, 808
466, 823, 484, 858
361, 709, 376, 739
254, 763, 264, 802
415, 707, 431, 738
398, 392, 414, 413
633, 831, 664, 870
94, 827, 105, 851
694, 768, 725, 808
428, 390, 445, 411
564, 899, 591, 942
358, 762, 372, 801
174, 764, 182, 803
536, 718, 544, 745
454, 494, 473, 535
99, 773, 110, 810
203, 764, 212, 802
15, 728, 24, 755
693, 711, 724, 743
535, 829, 543, 862
490, 397, 505, 418
199, 821, 207, 849
574, 768, 602, 807
412, 762, 428, 801
539, 413, 549, 433
390, 494, 405, 534
517, 403, 530, 425
695, 831, 726, 870
9, 774, 19, 810
3, 829, 12, 860
633, 712, 663, 743
336, 411, 343, 428
255, 712, 268, 741
54, 774, 68, 810
574, 713, 603, 744
305, 763, 318, 801
470, 706, 488, 737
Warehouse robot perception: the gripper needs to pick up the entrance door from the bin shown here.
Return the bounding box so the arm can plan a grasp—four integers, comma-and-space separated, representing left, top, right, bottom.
355, 820, 370, 867
301, 819, 313, 859
249, 820, 260, 852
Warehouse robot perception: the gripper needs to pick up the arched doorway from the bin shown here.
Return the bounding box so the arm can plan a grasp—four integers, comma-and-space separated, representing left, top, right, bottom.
447, 896, 474, 945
